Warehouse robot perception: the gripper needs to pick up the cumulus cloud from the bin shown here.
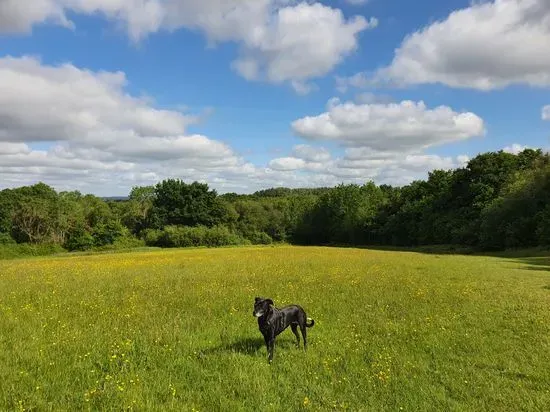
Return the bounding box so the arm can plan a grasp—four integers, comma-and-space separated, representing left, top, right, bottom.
281, 98, 488, 186
269, 157, 307, 171
291, 98, 485, 151
0, 0, 71, 33
353, 92, 393, 104
365, 0, 550, 90
0, 56, 195, 144
0, 57, 492, 195
334, 150, 464, 181
0, 56, 431, 195
0, 0, 165, 40
291, 144, 331, 162
503, 143, 529, 154
231, 3, 376, 85
269, 144, 331, 173
268, 145, 470, 188
543, 105, 550, 120
0, 142, 31, 155
0, 56, 258, 194
335, 71, 369, 92
0, 0, 375, 90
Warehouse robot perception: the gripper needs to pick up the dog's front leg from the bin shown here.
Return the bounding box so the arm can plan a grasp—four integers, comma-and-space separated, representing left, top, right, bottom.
264, 334, 275, 363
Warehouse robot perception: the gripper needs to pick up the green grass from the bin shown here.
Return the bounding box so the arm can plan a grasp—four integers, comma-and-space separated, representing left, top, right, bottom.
0, 246, 549, 411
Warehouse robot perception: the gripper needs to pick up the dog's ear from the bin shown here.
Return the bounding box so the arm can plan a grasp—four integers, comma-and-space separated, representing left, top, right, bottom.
265, 298, 274, 306
255, 297, 262, 302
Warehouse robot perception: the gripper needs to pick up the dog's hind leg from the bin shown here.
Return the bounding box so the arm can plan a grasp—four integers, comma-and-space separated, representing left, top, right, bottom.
291, 323, 300, 348
299, 323, 307, 350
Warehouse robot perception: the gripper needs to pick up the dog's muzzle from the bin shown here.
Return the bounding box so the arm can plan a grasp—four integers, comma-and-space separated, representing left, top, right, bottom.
253, 311, 263, 317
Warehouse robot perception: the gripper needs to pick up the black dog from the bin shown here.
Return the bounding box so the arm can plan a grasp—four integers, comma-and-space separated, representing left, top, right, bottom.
253, 297, 314, 363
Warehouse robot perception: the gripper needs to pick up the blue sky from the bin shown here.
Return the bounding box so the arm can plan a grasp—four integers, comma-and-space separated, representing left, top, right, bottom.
0, 0, 549, 195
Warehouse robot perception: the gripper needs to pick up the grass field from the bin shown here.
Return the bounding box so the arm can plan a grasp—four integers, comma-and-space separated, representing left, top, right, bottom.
1, 246, 549, 411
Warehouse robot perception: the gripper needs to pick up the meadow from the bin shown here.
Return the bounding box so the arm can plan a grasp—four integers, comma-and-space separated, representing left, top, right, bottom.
0, 246, 549, 411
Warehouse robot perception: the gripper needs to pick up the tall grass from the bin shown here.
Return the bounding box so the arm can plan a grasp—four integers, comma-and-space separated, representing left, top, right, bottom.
0, 246, 548, 410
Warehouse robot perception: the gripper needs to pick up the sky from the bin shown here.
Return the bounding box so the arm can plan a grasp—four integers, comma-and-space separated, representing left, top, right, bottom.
0, 0, 549, 196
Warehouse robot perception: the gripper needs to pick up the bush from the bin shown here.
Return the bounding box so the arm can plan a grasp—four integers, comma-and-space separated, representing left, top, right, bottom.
0, 232, 15, 245
94, 235, 146, 251
64, 225, 95, 251
92, 220, 126, 247
247, 231, 273, 245
143, 225, 247, 248
159, 225, 200, 247
203, 225, 246, 247
536, 205, 550, 246
142, 229, 164, 246
0, 243, 66, 260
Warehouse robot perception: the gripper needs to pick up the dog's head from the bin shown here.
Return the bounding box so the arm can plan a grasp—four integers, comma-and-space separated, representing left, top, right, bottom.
253, 297, 273, 318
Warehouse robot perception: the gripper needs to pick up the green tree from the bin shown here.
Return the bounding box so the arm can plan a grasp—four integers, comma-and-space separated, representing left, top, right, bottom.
480, 161, 550, 249
151, 179, 228, 228
306, 182, 386, 245
10, 183, 59, 243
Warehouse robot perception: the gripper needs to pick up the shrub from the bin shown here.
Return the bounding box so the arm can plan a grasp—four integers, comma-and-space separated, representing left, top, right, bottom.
94, 235, 146, 251
143, 225, 247, 248
142, 229, 164, 246
159, 225, 200, 247
536, 205, 550, 246
0, 243, 66, 259
203, 225, 245, 247
64, 226, 95, 251
92, 220, 126, 247
247, 231, 273, 245
0, 232, 15, 245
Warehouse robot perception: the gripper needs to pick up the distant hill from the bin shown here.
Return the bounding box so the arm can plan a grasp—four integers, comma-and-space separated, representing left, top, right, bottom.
101, 196, 129, 202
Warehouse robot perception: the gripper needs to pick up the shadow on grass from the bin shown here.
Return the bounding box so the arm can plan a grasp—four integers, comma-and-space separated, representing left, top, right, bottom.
197, 337, 264, 359
513, 257, 550, 273
323, 244, 550, 272
324, 243, 549, 257
199, 337, 300, 358
216, 337, 264, 355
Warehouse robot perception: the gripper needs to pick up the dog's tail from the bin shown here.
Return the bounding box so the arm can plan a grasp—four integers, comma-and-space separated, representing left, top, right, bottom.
306, 318, 315, 328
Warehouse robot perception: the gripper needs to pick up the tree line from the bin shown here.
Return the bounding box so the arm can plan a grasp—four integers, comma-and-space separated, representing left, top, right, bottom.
1, 148, 549, 253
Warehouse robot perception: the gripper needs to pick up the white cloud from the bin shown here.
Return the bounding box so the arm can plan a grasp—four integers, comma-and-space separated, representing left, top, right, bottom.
346, 0, 369, 5
0, 56, 429, 195
0, 0, 165, 40
231, 57, 260, 81
269, 157, 307, 171
354, 92, 393, 104
0, 56, 257, 194
335, 71, 369, 92
292, 98, 485, 151
0, 0, 376, 90
0, 142, 31, 155
290, 80, 318, 96
370, 0, 550, 90
503, 143, 528, 154
291, 144, 331, 162
0, 0, 72, 33
543, 105, 550, 120
282, 98, 487, 187
0, 56, 194, 143
268, 145, 470, 188
457, 155, 470, 166
230, 3, 377, 85
268, 145, 330, 172
0, 57, 494, 195
334, 150, 463, 181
